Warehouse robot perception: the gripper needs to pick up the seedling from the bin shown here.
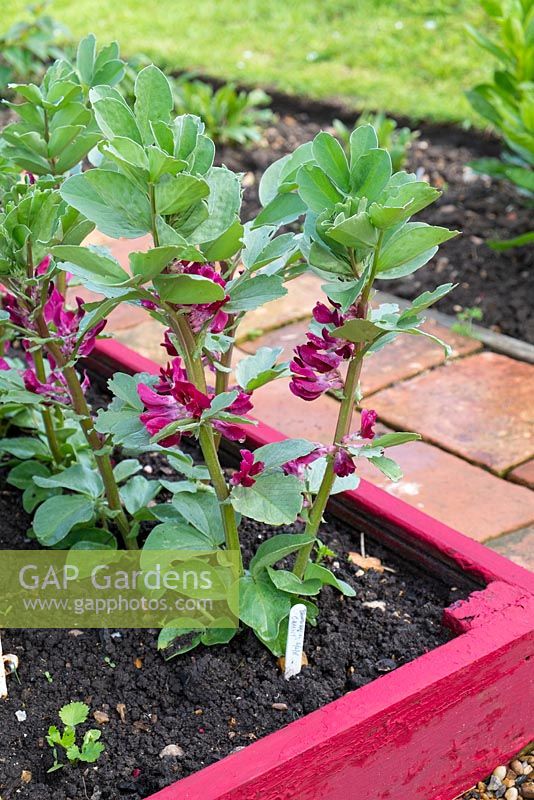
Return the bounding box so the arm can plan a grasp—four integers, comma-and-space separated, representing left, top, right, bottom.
46, 701, 104, 772
452, 307, 483, 338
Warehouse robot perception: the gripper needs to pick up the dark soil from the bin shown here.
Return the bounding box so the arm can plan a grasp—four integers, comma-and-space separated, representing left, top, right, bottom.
215, 106, 534, 344
0, 451, 465, 800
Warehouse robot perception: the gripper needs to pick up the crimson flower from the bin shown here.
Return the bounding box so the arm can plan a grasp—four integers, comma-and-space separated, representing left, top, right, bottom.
44, 288, 106, 358
332, 448, 356, 477
289, 300, 362, 401
359, 409, 377, 440
230, 449, 265, 487
137, 357, 253, 446
282, 446, 329, 478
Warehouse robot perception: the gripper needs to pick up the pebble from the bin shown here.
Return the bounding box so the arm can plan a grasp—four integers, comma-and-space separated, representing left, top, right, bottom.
512, 761, 524, 775
375, 658, 397, 673
521, 784, 534, 799
488, 776, 505, 796
362, 600, 386, 612
494, 767, 508, 781
159, 744, 184, 759
505, 789, 518, 800
271, 703, 288, 711
20, 770, 32, 784
15, 710, 27, 722
93, 711, 110, 724
68, 629, 84, 637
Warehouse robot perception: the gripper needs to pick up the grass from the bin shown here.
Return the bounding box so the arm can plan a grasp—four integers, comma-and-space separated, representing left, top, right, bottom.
3, 0, 492, 124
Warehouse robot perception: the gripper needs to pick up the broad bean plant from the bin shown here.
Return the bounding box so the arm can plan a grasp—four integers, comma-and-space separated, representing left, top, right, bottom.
0, 54, 458, 657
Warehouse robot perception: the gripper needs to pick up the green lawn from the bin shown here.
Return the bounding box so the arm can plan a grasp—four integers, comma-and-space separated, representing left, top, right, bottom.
3, 0, 492, 124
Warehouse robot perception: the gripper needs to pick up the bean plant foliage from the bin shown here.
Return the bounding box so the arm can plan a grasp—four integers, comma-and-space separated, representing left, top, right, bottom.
0, 45, 458, 658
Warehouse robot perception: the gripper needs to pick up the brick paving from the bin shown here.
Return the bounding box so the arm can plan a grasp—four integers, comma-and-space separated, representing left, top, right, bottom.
86, 233, 534, 571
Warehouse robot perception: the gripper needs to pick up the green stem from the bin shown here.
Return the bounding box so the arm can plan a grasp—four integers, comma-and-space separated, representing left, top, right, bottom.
293, 234, 384, 579
166, 310, 243, 575
34, 313, 136, 549
33, 348, 63, 466
149, 184, 160, 247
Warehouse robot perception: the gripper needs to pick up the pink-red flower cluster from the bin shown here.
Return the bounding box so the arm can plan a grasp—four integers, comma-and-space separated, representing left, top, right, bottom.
289, 301, 357, 401
138, 356, 252, 447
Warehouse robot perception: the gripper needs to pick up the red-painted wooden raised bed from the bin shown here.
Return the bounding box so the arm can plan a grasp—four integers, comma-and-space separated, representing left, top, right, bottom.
89, 338, 534, 800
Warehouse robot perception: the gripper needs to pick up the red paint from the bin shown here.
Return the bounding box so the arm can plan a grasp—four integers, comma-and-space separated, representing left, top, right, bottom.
89, 340, 534, 800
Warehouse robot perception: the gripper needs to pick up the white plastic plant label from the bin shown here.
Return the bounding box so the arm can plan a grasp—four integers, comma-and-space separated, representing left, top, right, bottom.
284, 603, 307, 680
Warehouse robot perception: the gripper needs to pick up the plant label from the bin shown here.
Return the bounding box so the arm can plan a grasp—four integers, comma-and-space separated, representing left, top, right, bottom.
284, 603, 307, 680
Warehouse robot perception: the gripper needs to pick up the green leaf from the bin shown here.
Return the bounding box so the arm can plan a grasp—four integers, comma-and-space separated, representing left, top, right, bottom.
33, 464, 104, 499
0, 437, 50, 459
253, 192, 307, 228
201, 218, 244, 261
332, 318, 382, 343
226, 274, 286, 312
171, 491, 223, 541
189, 167, 242, 244
129, 245, 203, 282
143, 521, 219, 550
33, 495, 95, 546
155, 173, 209, 215
249, 532, 315, 578
489, 231, 534, 250
404, 283, 455, 314
92, 95, 142, 144
304, 563, 355, 596
368, 455, 403, 481
134, 65, 174, 143
267, 567, 322, 596
152, 273, 225, 304
239, 572, 291, 640
351, 148, 392, 201
235, 347, 289, 391
297, 164, 344, 213
378, 223, 458, 276
327, 211, 378, 248
51, 245, 129, 285
349, 124, 379, 168
253, 439, 316, 469
59, 702, 89, 727
231, 472, 304, 526
312, 132, 350, 191
61, 170, 152, 239
369, 182, 441, 229
372, 432, 421, 448
7, 461, 51, 490
120, 475, 161, 515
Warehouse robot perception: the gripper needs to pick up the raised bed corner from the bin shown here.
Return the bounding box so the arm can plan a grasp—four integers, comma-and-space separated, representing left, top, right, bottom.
88, 338, 534, 800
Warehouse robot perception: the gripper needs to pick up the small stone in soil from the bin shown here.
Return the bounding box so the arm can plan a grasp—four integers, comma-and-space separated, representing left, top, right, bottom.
505, 788, 519, 800
512, 761, 525, 775
20, 770, 32, 783
271, 703, 288, 710
15, 710, 26, 722
494, 767, 508, 781
375, 658, 396, 673
93, 710, 109, 724
521, 783, 534, 799
159, 744, 184, 759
